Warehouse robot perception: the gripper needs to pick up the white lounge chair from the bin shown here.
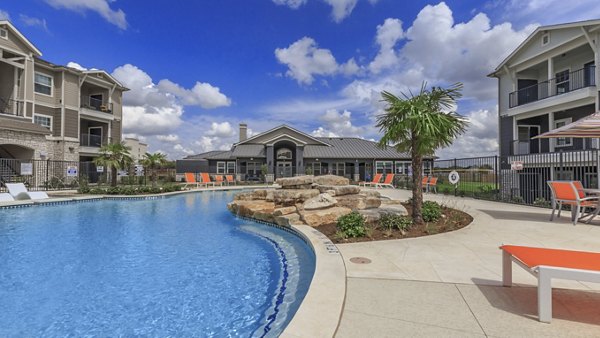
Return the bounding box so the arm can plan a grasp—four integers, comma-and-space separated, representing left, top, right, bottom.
501, 245, 600, 323
0, 193, 15, 202
5, 183, 49, 200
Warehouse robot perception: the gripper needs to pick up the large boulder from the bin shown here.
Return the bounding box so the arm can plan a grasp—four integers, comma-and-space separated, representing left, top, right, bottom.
313, 175, 349, 186
271, 189, 320, 206
275, 213, 302, 226
335, 194, 381, 210
228, 200, 276, 219
358, 209, 382, 225
316, 185, 361, 196
378, 204, 408, 216
303, 193, 337, 210
276, 176, 314, 189
273, 206, 297, 216
233, 189, 269, 201
300, 206, 352, 227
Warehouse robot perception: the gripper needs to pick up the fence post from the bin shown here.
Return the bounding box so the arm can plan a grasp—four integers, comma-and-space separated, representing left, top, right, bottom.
559, 150, 564, 180
597, 149, 600, 189
495, 155, 499, 200
453, 158, 457, 197
45, 159, 50, 191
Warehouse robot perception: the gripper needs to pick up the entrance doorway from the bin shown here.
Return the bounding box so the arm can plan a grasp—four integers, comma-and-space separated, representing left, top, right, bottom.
276, 161, 293, 178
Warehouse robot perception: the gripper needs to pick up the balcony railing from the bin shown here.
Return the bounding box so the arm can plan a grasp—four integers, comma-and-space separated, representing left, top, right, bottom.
80, 133, 104, 147
509, 66, 596, 108
512, 139, 540, 155
0, 98, 24, 117
81, 96, 113, 113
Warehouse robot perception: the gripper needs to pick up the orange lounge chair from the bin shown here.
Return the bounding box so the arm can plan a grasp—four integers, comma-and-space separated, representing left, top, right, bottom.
226, 175, 236, 185
421, 176, 429, 192
547, 181, 598, 225
215, 175, 226, 186
375, 174, 395, 189
200, 173, 217, 187
183, 173, 199, 189
501, 245, 600, 323
428, 177, 438, 194
359, 173, 382, 187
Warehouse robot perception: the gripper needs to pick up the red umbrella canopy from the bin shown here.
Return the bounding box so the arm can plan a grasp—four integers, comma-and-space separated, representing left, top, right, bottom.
534, 112, 600, 138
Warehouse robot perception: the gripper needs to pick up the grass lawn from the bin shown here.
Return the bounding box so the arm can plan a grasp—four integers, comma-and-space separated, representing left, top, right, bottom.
436, 181, 496, 193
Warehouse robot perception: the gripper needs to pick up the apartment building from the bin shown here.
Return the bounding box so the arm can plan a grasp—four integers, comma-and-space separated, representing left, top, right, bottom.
124, 137, 148, 164
489, 19, 600, 156
0, 20, 128, 162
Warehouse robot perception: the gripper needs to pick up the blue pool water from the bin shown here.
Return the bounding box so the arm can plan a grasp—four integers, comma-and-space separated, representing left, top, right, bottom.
0, 191, 315, 337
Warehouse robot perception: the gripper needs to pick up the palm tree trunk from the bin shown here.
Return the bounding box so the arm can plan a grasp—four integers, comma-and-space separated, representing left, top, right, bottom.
152, 169, 158, 187
111, 166, 118, 187
411, 151, 424, 225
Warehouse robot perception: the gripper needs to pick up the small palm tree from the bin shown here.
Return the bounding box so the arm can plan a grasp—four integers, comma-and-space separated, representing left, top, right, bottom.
142, 152, 167, 187
94, 142, 133, 187
376, 82, 468, 225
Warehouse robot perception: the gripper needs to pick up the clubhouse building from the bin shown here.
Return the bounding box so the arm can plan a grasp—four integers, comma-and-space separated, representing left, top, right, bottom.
177, 124, 430, 182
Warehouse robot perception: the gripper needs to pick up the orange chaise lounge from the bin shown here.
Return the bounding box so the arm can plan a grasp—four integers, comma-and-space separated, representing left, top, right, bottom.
500, 244, 600, 323
359, 173, 382, 187
183, 173, 199, 189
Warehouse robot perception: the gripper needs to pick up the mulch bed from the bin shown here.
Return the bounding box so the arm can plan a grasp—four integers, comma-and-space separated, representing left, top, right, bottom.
315, 202, 473, 244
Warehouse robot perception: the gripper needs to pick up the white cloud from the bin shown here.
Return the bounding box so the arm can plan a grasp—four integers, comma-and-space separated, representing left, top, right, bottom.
0, 9, 10, 21
156, 134, 179, 143
44, 0, 127, 29
369, 18, 404, 74
312, 127, 339, 137
272, 0, 307, 9
206, 122, 236, 138
157, 80, 231, 109
275, 36, 360, 85
324, 0, 358, 23
173, 144, 195, 156
66, 62, 87, 71
436, 107, 499, 158
496, 0, 600, 26
19, 14, 49, 31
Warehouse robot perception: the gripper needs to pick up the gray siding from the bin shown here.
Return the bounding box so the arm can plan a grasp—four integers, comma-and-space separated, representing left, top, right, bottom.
33, 104, 60, 136
64, 108, 78, 138
553, 104, 595, 151
0, 25, 33, 54
111, 120, 121, 143
511, 28, 584, 66
63, 72, 79, 107
0, 62, 14, 101
499, 115, 513, 157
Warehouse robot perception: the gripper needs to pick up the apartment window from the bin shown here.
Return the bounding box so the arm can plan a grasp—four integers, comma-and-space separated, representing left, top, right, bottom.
246, 162, 261, 176
331, 162, 345, 176
306, 162, 321, 175
216, 161, 226, 174
395, 161, 411, 175
33, 114, 52, 131
34, 73, 53, 96
554, 118, 572, 147
0, 28, 7, 39
555, 69, 570, 95
375, 161, 393, 174
226, 162, 236, 174
541, 33, 550, 46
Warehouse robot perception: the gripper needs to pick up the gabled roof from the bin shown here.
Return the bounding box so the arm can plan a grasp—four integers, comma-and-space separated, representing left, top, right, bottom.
231, 144, 266, 158
489, 19, 600, 77
83, 70, 128, 90
235, 124, 330, 146
183, 150, 226, 160
0, 20, 42, 56
305, 137, 412, 159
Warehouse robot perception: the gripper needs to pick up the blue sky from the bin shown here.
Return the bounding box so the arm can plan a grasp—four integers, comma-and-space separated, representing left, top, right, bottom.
2, 0, 600, 158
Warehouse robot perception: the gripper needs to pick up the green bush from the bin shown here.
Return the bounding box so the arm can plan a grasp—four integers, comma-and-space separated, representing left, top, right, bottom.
533, 197, 550, 208
422, 201, 442, 222
82, 184, 182, 195
379, 213, 412, 231
442, 187, 450, 195
337, 212, 366, 238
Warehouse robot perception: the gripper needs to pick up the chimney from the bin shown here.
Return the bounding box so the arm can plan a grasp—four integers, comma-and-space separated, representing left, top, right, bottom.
239, 123, 248, 142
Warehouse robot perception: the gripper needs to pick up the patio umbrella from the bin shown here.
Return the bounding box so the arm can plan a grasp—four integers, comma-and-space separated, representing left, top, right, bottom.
534, 112, 600, 138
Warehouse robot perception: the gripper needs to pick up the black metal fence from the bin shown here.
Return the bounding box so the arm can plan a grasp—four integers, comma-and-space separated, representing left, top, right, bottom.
430, 149, 600, 206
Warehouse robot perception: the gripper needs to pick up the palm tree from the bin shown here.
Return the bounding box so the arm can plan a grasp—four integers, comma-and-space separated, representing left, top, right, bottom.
376, 82, 468, 225
94, 142, 133, 187
141, 152, 167, 187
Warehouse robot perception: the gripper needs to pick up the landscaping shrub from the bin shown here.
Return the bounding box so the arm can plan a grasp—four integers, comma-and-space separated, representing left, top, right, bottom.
442, 187, 451, 195
379, 213, 412, 231
82, 184, 182, 195
337, 212, 366, 238
422, 201, 442, 222
533, 197, 550, 208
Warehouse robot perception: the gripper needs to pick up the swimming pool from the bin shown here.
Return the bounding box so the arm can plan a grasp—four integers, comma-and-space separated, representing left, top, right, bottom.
0, 191, 315, 337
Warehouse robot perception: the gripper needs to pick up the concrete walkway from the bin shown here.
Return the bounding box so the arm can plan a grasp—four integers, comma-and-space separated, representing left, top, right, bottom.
335, 190, 600, 337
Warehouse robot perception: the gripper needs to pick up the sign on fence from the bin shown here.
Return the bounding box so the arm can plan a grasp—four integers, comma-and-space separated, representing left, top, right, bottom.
66, 166, 78, 177
97, 166, 104, 173
448, 170, 460, 184
511, 161, 524, 170
20, 163, 33, 175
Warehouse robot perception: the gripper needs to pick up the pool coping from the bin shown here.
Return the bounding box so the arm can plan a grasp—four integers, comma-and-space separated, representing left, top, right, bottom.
0, 186, 348, 337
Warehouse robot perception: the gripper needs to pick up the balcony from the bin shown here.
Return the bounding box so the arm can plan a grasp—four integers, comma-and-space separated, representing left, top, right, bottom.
0, 98, 24, 117
509, 66, 596, 108
80, 133, 104, 148
512, 140, 540, 155
81, 96, 113, 114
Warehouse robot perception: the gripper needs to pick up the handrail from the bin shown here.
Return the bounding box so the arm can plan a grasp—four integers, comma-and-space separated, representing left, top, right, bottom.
509, 66, 596, 108
0, 98, 25, 117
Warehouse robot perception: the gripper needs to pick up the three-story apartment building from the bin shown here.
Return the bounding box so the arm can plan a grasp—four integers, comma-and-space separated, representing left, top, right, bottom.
0, 20, 128, 162
490, 20, 600, 156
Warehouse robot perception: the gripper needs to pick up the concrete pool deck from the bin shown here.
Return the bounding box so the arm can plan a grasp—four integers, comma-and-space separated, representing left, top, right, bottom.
335, 189, 600, 337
